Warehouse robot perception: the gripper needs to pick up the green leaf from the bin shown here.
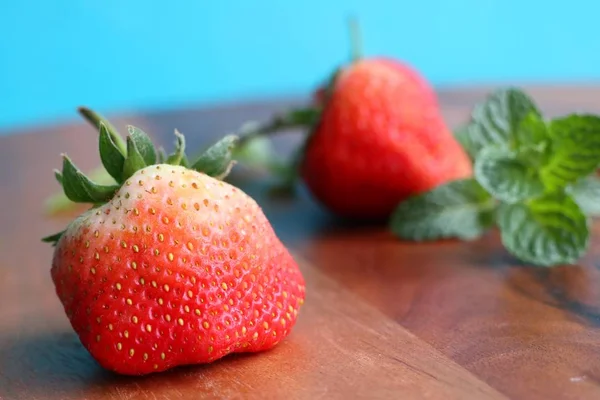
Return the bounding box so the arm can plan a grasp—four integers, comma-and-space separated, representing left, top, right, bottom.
45, 167, 115, 215
234, 136, 275, 165
474, 146, 545, 203
180, 154, 190, 168
540, 114, 600, 189
464, 88, 540, 156
61, 155, 119, 203
497, 193, 589, 266
54, 169, 63, 186
568, 175, 600, 216
515, 111, 549, 148
122, 135, 148, 180
99, 122, 126, 183
453, 124, 477, 160
191, 135, 238, 179
166, 130, 186, 165
156, 147, 167, 164
127, 125, 156, 166
78, 107, 126, 154
283, 108, 320, 127
389, 179, 496, 241
233, 136, 289, 173
41, 230, 66, 246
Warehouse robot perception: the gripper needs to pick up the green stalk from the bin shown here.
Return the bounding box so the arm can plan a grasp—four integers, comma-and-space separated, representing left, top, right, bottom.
78, 107, 127, 155
348, 16, 364, 62
237, 107, 319, 147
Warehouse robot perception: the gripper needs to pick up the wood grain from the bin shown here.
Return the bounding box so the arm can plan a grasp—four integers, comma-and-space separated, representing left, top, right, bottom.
0, 86, 599, 399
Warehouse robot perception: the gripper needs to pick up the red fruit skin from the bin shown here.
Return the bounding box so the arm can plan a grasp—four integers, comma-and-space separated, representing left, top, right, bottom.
300, 58, 472, 220
312, 86, 327, 108
51, 165, 305, 375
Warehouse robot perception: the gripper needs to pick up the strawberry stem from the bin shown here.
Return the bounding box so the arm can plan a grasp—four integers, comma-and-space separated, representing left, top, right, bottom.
237, 107, 320, 147
348, 16, 363, 62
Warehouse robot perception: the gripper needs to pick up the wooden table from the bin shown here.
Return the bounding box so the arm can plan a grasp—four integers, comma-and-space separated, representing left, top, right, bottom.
1, 87, 600, 400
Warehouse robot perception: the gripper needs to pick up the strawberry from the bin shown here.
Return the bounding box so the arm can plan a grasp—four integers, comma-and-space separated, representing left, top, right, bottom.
43, 110, 305, 375
299, 58, 473, 219
233, 25, 472, 220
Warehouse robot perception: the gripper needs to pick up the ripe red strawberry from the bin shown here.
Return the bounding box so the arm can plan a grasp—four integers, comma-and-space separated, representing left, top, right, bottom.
44, 111, 305, 375
230, 22, 472, 220
300, 58, 473, 219
236, 57, 472, 220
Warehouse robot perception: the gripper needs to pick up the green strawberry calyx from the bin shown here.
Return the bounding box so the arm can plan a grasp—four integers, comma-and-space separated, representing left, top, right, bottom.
42, 107, 239, 246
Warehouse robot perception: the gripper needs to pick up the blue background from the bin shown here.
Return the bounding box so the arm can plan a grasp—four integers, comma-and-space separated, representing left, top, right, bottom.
1, 0, 599, 131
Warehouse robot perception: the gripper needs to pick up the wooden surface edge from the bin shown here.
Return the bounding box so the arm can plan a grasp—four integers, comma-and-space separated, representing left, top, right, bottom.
288, 253, 508, 400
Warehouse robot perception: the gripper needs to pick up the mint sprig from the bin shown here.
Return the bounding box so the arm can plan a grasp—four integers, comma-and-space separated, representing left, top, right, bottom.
497, 193, 589, 267
462, 88, 541, 158
474, 146, 545, 203
541, 115, 600, 189
568, 175, 600, 216
391, 87, 600, 267
390, 179, 495, 241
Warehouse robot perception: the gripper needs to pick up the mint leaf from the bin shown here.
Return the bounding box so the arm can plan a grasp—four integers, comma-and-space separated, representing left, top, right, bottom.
515, 112, 549, 148
453, 124, 477, 160
389, 179, 496, 241
569, 175, 600, 216
474, 146, 544, 203
540, 114, 600, 189
497, 193, 589, 266
463, 88, 540, 157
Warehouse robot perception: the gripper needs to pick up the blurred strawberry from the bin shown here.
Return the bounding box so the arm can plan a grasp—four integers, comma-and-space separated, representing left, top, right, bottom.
299, 57, 472, 219
236, 20, 472, 219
